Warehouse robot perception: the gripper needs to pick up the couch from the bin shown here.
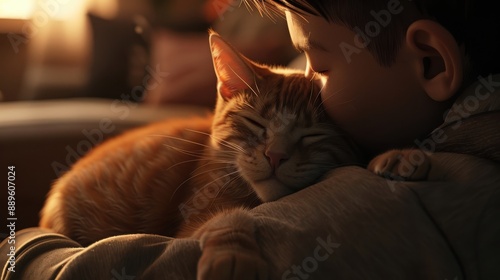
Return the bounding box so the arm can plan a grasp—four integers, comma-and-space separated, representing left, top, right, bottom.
0, 98, 209, 234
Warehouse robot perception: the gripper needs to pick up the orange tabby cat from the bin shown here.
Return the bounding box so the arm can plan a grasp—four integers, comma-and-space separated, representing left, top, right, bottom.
39, 32, 364, 245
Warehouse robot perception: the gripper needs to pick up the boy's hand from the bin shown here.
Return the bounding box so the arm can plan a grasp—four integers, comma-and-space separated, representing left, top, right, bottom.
194, 210, 269, 280
368, 149, 431, 181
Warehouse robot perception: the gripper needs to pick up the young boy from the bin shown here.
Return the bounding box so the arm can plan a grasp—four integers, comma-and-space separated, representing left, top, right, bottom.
253, 0, 500, 157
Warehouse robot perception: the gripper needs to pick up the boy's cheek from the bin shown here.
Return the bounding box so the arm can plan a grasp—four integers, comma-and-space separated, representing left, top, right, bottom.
321, 85, 383, 141
321, 86, 360, 126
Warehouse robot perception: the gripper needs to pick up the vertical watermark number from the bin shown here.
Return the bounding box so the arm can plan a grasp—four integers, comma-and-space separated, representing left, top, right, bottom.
6, 166, 17, 273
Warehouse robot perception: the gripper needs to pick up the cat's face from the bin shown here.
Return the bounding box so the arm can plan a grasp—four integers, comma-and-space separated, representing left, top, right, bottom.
209, 33, 361, 202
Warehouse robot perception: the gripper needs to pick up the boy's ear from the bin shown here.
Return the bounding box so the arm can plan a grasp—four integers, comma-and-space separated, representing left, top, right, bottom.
209, 32, 257, 101
406, 20, 463, 101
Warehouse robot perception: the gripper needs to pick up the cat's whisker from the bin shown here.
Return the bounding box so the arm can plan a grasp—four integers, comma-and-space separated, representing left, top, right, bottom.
227, 65, 259, 97
207, 175, 244, 209
162, 144, 205, 158
148, 134, 212, 149
204, 170, 242, 197
210, 140, 244, 155
184, 129, 246, 153
168, 164, 237, 204
189, 161, 236, 176
205, 136, 245, 153
310, 77, 324, 109
308, 79, 315, 109
311, 87, 323, 116
242, 100, 257, 112
196, 168, 239, 185
308, 72, 317, 82
253, 74, 261, 96
316, 97, 356, 117
196, 152, 242, 165
247, 0, 280, 20
164, 158, 203, 173
184, 169, 241, 205
315, 82, 324, 103
161, 142, 206, 154
215, 140, 246, 154
312, 87, 325, 117
163, 156, 236, 174
242, 0, 254, 12
313, 85, 349, 117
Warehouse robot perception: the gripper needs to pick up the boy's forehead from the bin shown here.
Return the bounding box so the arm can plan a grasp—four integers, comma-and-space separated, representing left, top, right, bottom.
286, 12, 326, 51
285, 11, 347, 53
285, 11, 308, 51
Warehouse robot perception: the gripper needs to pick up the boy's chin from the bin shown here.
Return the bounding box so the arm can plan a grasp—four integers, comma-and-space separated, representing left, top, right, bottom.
250, 178, 294, 202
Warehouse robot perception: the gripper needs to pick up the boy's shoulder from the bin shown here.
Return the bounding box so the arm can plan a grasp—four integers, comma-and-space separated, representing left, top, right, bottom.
444, 73, 500, 124
431, 73, 500, 163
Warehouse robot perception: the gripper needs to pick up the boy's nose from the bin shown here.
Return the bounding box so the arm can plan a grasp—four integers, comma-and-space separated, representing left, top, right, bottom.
304, 60, 314, 79
305, 65, 325, 87
265, 150, 289, 170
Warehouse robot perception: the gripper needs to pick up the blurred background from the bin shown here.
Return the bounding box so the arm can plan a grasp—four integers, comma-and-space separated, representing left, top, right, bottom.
0, 0, 300, 232
0, 0, 298, 103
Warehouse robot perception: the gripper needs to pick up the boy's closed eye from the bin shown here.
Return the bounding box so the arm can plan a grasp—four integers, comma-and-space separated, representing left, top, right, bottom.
306, 56, 330, 76
312, 68, 329, 75
305, 50, 332, 76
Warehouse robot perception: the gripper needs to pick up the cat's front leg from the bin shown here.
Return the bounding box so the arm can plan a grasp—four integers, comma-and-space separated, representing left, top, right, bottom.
192, 209, 269, 280
368, 149, 431, 181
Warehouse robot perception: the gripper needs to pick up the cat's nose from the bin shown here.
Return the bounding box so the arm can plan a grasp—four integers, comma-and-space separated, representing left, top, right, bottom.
265, 150, 289, 170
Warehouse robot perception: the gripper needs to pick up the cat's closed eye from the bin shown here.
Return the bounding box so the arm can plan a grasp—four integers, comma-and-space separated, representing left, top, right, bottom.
242, 116, 264, 128
240, 115, 266, 135
300, 133, 329, 146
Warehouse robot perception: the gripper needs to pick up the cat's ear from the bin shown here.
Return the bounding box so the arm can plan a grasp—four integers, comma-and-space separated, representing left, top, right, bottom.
209, 32, 257, 100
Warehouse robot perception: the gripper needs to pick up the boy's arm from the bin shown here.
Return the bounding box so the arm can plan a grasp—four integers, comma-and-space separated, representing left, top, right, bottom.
193, 153, 500, 279
0, 228, 202, 280
254, 154, 499, 279
249, 166, 463, 279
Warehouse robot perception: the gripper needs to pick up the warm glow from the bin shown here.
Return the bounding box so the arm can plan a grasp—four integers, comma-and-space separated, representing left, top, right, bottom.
0, 0, 105, 20
49, 0, 86, 20
87, 0, 117, 19
0, 0, 35, 19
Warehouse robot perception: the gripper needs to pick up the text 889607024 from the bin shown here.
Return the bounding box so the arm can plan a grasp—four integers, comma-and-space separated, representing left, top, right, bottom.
7, 166, 17, 273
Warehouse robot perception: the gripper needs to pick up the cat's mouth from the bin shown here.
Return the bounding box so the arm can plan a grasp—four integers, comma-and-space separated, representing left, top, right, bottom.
250, 176, 293, 202
253, 174, 284, 186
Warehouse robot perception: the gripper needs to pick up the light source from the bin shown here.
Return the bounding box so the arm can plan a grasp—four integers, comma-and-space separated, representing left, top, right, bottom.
0, 0, 36, 19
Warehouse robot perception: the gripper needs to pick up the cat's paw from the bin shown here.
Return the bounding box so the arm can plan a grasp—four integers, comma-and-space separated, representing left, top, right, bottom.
197, 229, 269, 280
194, 210, 269, 280
368, 149, 431, 181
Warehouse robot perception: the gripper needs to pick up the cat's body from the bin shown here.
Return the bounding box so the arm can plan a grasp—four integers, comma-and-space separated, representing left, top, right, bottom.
40, 34, 363, 245
40, 117, 214, 243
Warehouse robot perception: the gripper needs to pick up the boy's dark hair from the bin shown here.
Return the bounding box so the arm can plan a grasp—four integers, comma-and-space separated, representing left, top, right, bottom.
251, 0, 500, 80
